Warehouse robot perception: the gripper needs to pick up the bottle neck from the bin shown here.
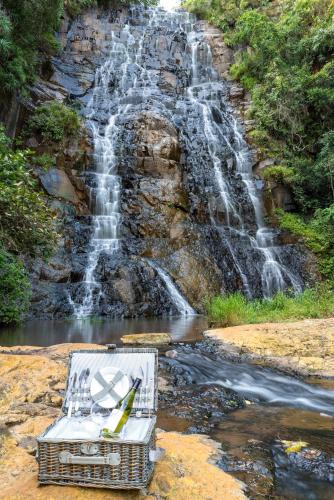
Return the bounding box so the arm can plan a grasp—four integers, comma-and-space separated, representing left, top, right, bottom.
132, 378, 142, 391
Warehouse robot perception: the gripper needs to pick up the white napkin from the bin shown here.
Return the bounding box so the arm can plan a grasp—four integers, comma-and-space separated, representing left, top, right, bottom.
45, 416, 151, 442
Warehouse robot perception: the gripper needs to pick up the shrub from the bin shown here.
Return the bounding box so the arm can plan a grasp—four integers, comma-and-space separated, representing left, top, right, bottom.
0, 1, 63, 95
0, 248, 30, 324
262, 165, 295, 184
205, 292, 248, 326
0, 127, 58, 256
33, 153, 56, 170
26, 101, 81, 143
275, 209, 324, 253
206, 288, 334, 326
276, 207, 334, 284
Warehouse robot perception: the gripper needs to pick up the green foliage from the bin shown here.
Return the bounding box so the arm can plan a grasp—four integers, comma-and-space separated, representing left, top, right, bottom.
65, 0, 98, 16
0, 1, 63, 95
26, 102, 81, 143
275, 210, 324, 252
0, 127, 57, 256
262, 165, 295, 184
0, 247, 30, 324
206, 288, 334, 326
33, 153, 56, 170
276, 207, 334, 284
205, 292, 248, 326
65, 0, 157, 17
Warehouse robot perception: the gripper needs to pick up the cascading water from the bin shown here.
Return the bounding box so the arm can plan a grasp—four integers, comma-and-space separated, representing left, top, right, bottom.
148, 260, 196, 315
66, 2, 305, 318
69, 35, 127, 317
185, 28, 303, 298
165, 350, 334, 415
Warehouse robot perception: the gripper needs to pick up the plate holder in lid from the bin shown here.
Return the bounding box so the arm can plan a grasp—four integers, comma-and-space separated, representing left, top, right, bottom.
62, 347, 158, 417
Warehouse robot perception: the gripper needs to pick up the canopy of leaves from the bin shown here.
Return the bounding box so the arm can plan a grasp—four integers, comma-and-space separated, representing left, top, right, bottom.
0, 127, 58, 256
0, 247, 31, 324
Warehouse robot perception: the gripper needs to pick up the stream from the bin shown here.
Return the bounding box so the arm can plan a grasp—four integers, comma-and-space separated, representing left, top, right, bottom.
1, 319, 334, 497
158, 343, 334, 498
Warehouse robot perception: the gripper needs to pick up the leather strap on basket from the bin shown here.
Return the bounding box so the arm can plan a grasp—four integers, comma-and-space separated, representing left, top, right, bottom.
93, 370, 124, 401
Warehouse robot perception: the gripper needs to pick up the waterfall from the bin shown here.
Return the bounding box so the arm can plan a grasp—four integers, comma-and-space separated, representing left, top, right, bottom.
148, 261, 196, 316
66, 3, 304, 318
69, 30, 133, 317
183, 25, 303, 298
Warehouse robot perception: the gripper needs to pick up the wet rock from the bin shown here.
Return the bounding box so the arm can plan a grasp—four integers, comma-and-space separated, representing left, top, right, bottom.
165, 349, 178, 359
121, 332, 172, 345
39, 256, 72, 283
229, 85, 244, 99
274, 441, 334, 483
39, 168, 79, 204
159, 344, 245, 432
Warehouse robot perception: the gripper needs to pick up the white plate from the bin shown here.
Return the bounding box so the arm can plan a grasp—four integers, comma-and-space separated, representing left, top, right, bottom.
90, 367, 130, 408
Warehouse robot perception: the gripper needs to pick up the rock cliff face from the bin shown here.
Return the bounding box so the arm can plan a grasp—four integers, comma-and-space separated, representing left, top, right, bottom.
14, 6, 308, 319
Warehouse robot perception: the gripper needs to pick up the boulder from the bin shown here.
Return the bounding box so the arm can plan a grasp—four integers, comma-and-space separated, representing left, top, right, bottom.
39, 256, 72, 283
40, 168, 79, 204
121, 333, 172, 345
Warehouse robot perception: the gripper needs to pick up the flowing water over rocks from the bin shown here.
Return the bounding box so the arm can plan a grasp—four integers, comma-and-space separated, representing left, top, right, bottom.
159, 342, 334, 498
28, 5, 307, 318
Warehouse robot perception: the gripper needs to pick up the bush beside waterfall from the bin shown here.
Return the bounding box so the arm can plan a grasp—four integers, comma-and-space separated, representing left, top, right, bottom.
206, 288, 334, 327
0, 128, 58, 256
275, 207, 334, 285
0, 127, 58, 324
26, 102, 81, 144
0, 248, 31, 325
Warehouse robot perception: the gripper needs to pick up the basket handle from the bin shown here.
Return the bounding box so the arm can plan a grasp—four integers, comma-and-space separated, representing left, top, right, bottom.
59, 450, 120, 466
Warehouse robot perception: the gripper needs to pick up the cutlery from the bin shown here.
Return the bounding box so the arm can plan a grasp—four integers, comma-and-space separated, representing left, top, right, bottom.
68, 372, 77, 418
82, 368, 90, 411
75, 369, 86, 414
146, 360, 151, 409
64, 373, 74, 408
139, 365, 145, 407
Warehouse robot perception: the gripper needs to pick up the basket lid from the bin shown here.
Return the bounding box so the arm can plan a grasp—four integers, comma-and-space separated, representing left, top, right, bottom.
62, 347, 158, 415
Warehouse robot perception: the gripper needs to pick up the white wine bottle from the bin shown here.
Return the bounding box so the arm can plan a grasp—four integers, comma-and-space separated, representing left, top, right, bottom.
101, 378, 142, 438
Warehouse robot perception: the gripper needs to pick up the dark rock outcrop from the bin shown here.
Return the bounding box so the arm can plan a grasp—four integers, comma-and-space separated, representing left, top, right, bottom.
10, 6, 308, 318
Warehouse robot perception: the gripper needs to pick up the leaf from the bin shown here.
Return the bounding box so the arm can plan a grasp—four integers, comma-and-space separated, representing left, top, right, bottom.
281, 440, 309, 454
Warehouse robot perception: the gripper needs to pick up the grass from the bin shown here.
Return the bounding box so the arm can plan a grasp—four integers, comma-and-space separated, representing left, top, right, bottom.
205, 288, 334, 327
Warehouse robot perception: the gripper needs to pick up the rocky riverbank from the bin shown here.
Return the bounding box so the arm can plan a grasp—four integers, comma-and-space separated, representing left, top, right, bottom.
205, 317, 334, 377
0, 343, 245, 499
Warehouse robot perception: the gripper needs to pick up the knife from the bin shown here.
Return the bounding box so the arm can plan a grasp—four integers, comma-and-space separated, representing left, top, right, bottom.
75, 369, 86, 414
68, 372, 77, 418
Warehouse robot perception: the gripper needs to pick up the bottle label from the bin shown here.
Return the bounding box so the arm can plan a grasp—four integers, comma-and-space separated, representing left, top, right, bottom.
105, 409, 123, 432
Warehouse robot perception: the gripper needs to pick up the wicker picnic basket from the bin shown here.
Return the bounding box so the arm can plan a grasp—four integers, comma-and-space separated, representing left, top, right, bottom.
37, 346, 159, 490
